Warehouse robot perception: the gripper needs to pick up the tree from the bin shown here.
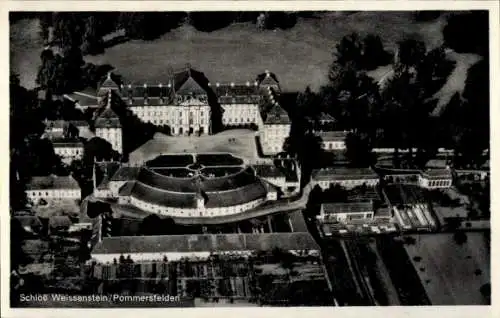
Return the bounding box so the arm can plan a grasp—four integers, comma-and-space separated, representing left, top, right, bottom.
480, 283, 491, 303
417, 46, 456, 97
81, 15, 104, 55
139, 214, 164, 236
440, 59, 489, 168
345, 132, 374, 167
334, 33, 363, 67
362, 34, 392, 70
453, 231, 468, 245
283, 129, 323, 186
36, 49, 58, 90
443, 11, 489, 57
413, 11, 442, 22
395, 38, 426, 71
296, 86, 319, 119
256, 13, 267, 30
83, 137, 119, 164
120, 12, 185, 39
61, 45, 85, 91
52, 12, 85, 48
38, 12, 53, 43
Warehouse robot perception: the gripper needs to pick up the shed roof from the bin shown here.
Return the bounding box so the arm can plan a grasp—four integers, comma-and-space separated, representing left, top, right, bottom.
92, 232, 319, 255
312, 167, 379, 181
26, 175, 80, 190
420, 169, 452, 179
321, 201, 373, 215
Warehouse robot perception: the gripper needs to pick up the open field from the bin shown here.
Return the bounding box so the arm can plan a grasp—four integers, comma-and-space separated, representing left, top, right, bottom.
404, 232, 490, 305
12, 12, 448, 92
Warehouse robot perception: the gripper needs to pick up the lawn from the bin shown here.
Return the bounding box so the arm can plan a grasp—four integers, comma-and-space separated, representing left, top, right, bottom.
12, 12, 448, 92
404, 232, 490, 305
431, 51, 482, 116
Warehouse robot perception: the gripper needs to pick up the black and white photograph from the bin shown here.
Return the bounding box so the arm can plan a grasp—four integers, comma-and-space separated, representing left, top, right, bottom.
5, 1, 496, 313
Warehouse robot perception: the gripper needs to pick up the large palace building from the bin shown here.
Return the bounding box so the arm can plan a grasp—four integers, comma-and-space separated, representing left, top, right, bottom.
95, 65, 290, 155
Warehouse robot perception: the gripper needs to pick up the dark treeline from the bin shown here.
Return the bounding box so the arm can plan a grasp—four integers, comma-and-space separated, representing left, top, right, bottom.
285, 10, 489, 181
27, 11, 302, 51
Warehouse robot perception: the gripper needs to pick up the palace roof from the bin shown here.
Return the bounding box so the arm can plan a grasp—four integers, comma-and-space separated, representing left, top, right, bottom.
316, 131, 349, 142
214, 83, 261, 105
52, 139, 84, 148
122, 84, 174, 106
174, 66, 209, 95
92, 232, 319, 255
110, 166, 141, 182
264, 109, 291, 125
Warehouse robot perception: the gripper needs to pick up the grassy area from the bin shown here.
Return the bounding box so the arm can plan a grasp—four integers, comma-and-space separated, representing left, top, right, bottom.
10, 18, 43, 89
404, 232, 490, 305
12, 12, 447, 92
431, 51, 482, 116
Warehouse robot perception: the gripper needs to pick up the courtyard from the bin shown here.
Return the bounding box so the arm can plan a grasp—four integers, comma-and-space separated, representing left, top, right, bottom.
129, 129, 259, 164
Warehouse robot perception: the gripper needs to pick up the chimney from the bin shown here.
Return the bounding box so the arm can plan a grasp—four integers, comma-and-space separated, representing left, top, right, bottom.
185, 63, 191, 76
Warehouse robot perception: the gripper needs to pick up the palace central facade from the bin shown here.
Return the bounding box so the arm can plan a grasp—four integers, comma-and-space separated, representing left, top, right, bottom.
94, 64, 290, 155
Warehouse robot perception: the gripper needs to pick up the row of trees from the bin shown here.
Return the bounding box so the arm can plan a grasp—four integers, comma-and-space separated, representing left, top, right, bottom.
37, 47, 115, 95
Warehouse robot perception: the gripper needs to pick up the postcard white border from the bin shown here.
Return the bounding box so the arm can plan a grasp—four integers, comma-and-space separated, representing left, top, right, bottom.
1, 1, 498, 318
